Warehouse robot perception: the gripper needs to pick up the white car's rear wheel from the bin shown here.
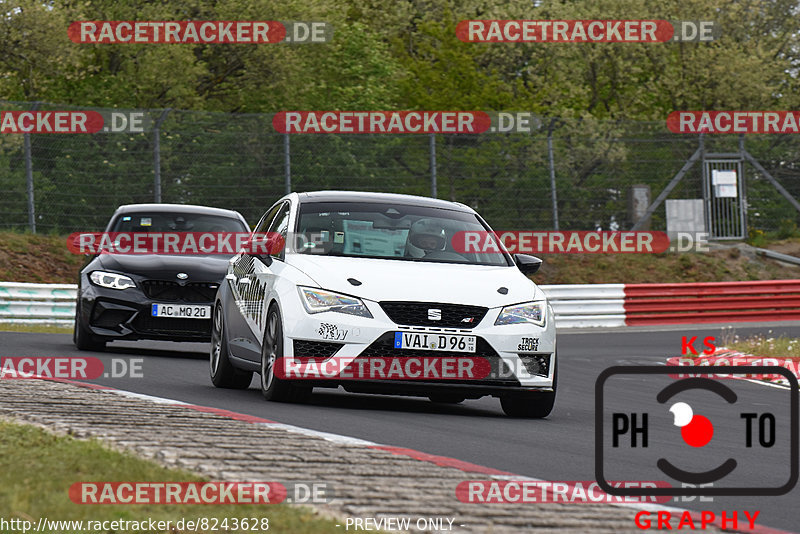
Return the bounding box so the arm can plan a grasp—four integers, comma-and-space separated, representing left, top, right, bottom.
210, 303, 253, 389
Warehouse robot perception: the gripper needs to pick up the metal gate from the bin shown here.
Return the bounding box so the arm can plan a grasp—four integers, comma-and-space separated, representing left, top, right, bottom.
702, 158, 746, 240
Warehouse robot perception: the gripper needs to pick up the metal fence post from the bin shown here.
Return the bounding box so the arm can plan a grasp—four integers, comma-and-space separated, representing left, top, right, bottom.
631, 135, 703, 231
547, 119, 559, 231
153, 108, 171, 203
739, 134, 748, 237
284, 133, 291, 194
24, 102, 41, 233
430, 133, 437, 197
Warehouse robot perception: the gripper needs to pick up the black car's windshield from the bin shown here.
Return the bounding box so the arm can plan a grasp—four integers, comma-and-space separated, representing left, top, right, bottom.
296, 202, 510, 266
109, 212, 246, 233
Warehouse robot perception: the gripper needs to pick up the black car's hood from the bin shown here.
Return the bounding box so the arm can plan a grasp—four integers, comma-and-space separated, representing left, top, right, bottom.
96, 254, 230, 282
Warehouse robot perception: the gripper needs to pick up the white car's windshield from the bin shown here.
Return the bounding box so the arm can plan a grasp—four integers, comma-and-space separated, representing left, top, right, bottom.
295, 202, 511, 266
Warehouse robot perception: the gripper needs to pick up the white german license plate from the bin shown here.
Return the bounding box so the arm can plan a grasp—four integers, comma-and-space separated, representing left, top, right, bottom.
394, 332, 476, 353
151, 303, 210, 319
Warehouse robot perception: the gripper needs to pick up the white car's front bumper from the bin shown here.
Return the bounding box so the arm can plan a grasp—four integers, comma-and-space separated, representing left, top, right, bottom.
278, 298, 556, 394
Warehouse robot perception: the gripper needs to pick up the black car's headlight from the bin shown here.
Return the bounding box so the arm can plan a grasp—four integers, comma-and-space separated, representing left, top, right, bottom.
495, 301, 546, 326
298, 287, 373, 318
89, 271, 136, 290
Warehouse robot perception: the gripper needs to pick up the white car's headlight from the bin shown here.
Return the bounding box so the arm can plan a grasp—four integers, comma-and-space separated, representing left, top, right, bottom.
89, 271, 136, 290
298, 287, 373, 318
495, 301, 546, 326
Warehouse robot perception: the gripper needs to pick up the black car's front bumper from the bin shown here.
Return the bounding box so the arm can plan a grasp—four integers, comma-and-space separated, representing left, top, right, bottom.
77, 276, 215, 342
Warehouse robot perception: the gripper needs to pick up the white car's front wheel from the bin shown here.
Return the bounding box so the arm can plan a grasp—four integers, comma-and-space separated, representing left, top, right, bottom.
500, 357, 557, 418
260, 305, 311, 403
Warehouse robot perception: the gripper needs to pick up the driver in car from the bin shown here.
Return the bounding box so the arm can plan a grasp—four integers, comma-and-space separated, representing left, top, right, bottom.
409, 219, 446, 253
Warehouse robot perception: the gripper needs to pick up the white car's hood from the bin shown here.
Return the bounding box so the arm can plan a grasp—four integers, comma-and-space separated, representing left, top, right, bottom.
287, 255, 544, 307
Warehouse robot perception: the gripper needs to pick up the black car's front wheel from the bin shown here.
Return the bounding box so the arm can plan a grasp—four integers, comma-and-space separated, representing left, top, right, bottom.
210, 303, 253, 389
73, 300, 106, 352
260, 305, 311, 403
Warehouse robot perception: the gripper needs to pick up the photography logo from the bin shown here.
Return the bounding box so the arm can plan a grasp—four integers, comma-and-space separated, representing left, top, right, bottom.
595, 366, 798, 496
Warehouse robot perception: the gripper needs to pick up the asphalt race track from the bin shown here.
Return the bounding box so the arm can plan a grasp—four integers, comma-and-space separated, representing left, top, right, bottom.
2, 323, 799, 532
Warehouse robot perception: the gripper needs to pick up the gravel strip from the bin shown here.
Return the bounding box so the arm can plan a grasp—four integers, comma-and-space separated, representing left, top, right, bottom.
0, 378, 725, 533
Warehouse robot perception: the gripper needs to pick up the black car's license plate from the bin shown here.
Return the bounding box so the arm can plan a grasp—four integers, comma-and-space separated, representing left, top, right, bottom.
151, 303, 210, 319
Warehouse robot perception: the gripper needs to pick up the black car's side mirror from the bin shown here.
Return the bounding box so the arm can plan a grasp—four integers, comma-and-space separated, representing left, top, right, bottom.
514, 254, 542, 275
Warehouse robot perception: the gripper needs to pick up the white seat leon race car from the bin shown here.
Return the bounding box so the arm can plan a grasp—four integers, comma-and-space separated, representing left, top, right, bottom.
210, 191, 557, 418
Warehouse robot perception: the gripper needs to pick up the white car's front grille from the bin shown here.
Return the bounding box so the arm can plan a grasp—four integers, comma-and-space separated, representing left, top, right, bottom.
379, 301, 488, 329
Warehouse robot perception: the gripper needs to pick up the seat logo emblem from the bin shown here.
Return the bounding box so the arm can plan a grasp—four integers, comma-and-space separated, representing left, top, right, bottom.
428, 308, 441, 320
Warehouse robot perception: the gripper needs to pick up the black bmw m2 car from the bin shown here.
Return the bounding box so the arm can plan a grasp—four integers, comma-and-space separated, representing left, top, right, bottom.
73, 203, 248, 351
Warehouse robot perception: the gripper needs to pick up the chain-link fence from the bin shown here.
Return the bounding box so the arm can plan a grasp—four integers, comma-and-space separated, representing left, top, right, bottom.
2, 100, 799, 234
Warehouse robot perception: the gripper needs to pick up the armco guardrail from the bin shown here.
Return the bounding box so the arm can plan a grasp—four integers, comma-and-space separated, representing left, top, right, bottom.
0, 282, 77, 326
1, 280, 798, 328
624, 280, 800, 325
0, 282, 626, 329
541, 284, 626, 328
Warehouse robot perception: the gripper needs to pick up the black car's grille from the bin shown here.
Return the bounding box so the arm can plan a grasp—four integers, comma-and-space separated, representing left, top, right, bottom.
379, 302, 488, 329
293, 340, 343, 359
141, 280, 218, 303
354, 332, 518, 385
133, 315, 212, 336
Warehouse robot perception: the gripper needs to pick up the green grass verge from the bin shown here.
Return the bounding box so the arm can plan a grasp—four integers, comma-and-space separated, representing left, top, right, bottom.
0, 324, 73, 334
0, 420, 344, 533
720, 329, 800, 359
0, 231, 84, 283
2, 229, 800, 285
